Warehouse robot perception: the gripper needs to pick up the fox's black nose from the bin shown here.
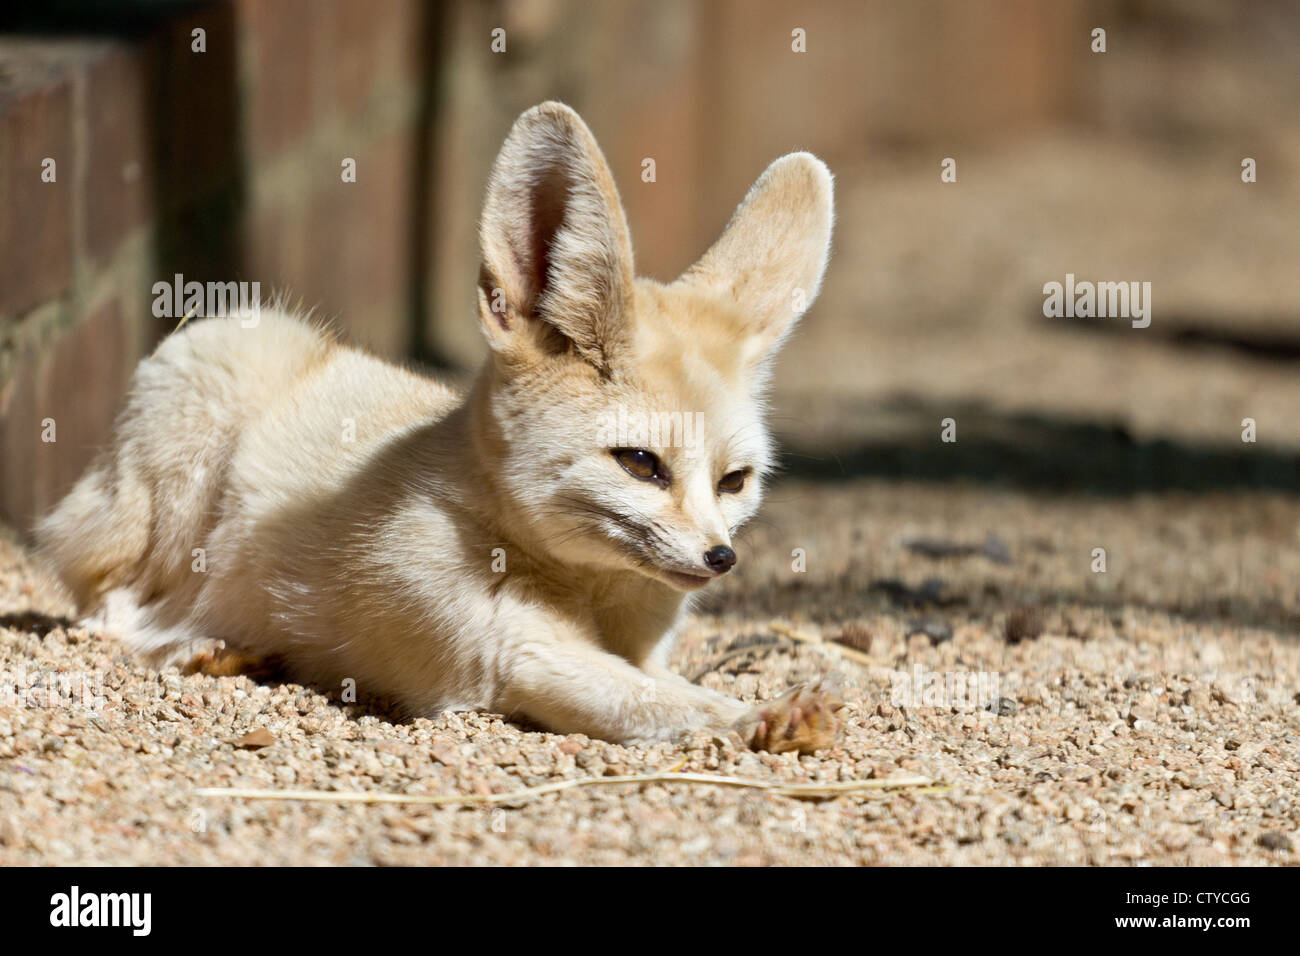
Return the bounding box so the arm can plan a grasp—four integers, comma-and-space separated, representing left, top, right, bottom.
703, 545, 737, 574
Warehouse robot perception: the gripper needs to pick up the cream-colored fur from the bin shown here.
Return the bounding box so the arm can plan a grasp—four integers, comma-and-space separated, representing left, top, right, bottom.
37, 102, 837, 749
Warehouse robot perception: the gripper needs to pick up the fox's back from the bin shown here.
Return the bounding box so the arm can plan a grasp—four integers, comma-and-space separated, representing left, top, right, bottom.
36, 310, 459, 624
185, 312, 458, 516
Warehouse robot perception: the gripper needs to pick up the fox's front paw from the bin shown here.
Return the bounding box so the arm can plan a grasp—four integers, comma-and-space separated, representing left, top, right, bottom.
733, 677, 845, 755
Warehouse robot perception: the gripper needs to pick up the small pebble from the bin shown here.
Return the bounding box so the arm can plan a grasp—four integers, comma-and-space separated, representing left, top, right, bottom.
1256, 832, 1292, 852
989, 697, 1017, 717
1005, 606, 1045, 644
907, 618, 952, 645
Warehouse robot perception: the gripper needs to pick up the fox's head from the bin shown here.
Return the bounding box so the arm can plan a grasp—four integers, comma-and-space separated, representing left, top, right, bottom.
473, 102, 833, 592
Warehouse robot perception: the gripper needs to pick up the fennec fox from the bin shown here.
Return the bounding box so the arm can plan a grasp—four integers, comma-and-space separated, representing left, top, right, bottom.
38, 103, 840, 753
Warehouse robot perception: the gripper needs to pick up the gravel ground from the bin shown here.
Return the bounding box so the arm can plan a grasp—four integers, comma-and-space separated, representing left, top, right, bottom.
1, 478, 1297, 866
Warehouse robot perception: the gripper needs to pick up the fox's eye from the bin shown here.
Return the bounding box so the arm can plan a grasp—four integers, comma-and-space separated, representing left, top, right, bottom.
717, 469, 749, 494
613, 448, 667, 486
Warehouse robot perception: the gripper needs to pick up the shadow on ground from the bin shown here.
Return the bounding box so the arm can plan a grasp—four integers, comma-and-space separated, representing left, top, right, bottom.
701, 569, 1300, 640
0, 612, 73, 638
775, 396, 1300, 495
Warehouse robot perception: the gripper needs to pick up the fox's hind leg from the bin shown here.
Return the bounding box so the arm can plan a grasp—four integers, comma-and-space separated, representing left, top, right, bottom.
80, 587, 208, 667
35, 446, 205, 666
35, 453, 151, 614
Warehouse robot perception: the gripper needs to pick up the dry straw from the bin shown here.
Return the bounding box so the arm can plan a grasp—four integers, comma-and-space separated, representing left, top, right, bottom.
196, 769, 945, 808
769, 620, 883, 668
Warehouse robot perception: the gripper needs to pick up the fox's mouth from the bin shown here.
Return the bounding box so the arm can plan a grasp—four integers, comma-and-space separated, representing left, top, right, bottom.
617, 547, 714, 591
569, 507, 718, 591
623, 548, 714, 590
662, 569, 713, 591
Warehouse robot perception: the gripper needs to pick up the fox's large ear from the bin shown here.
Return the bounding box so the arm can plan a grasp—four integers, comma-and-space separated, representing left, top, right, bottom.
678, 153, 833, 366
477, 102, 634, 373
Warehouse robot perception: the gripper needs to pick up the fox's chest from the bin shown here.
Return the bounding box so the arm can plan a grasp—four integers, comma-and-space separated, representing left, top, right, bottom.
584, 586, 688, 667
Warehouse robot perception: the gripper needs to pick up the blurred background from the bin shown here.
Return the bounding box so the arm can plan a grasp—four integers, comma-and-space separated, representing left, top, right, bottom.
2, 0, 1299, 533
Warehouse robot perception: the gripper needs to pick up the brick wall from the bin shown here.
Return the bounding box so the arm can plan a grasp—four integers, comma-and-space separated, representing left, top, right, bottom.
0, 0, 1088, 535
1, 39, 154, 532
0, 0, 426, 533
